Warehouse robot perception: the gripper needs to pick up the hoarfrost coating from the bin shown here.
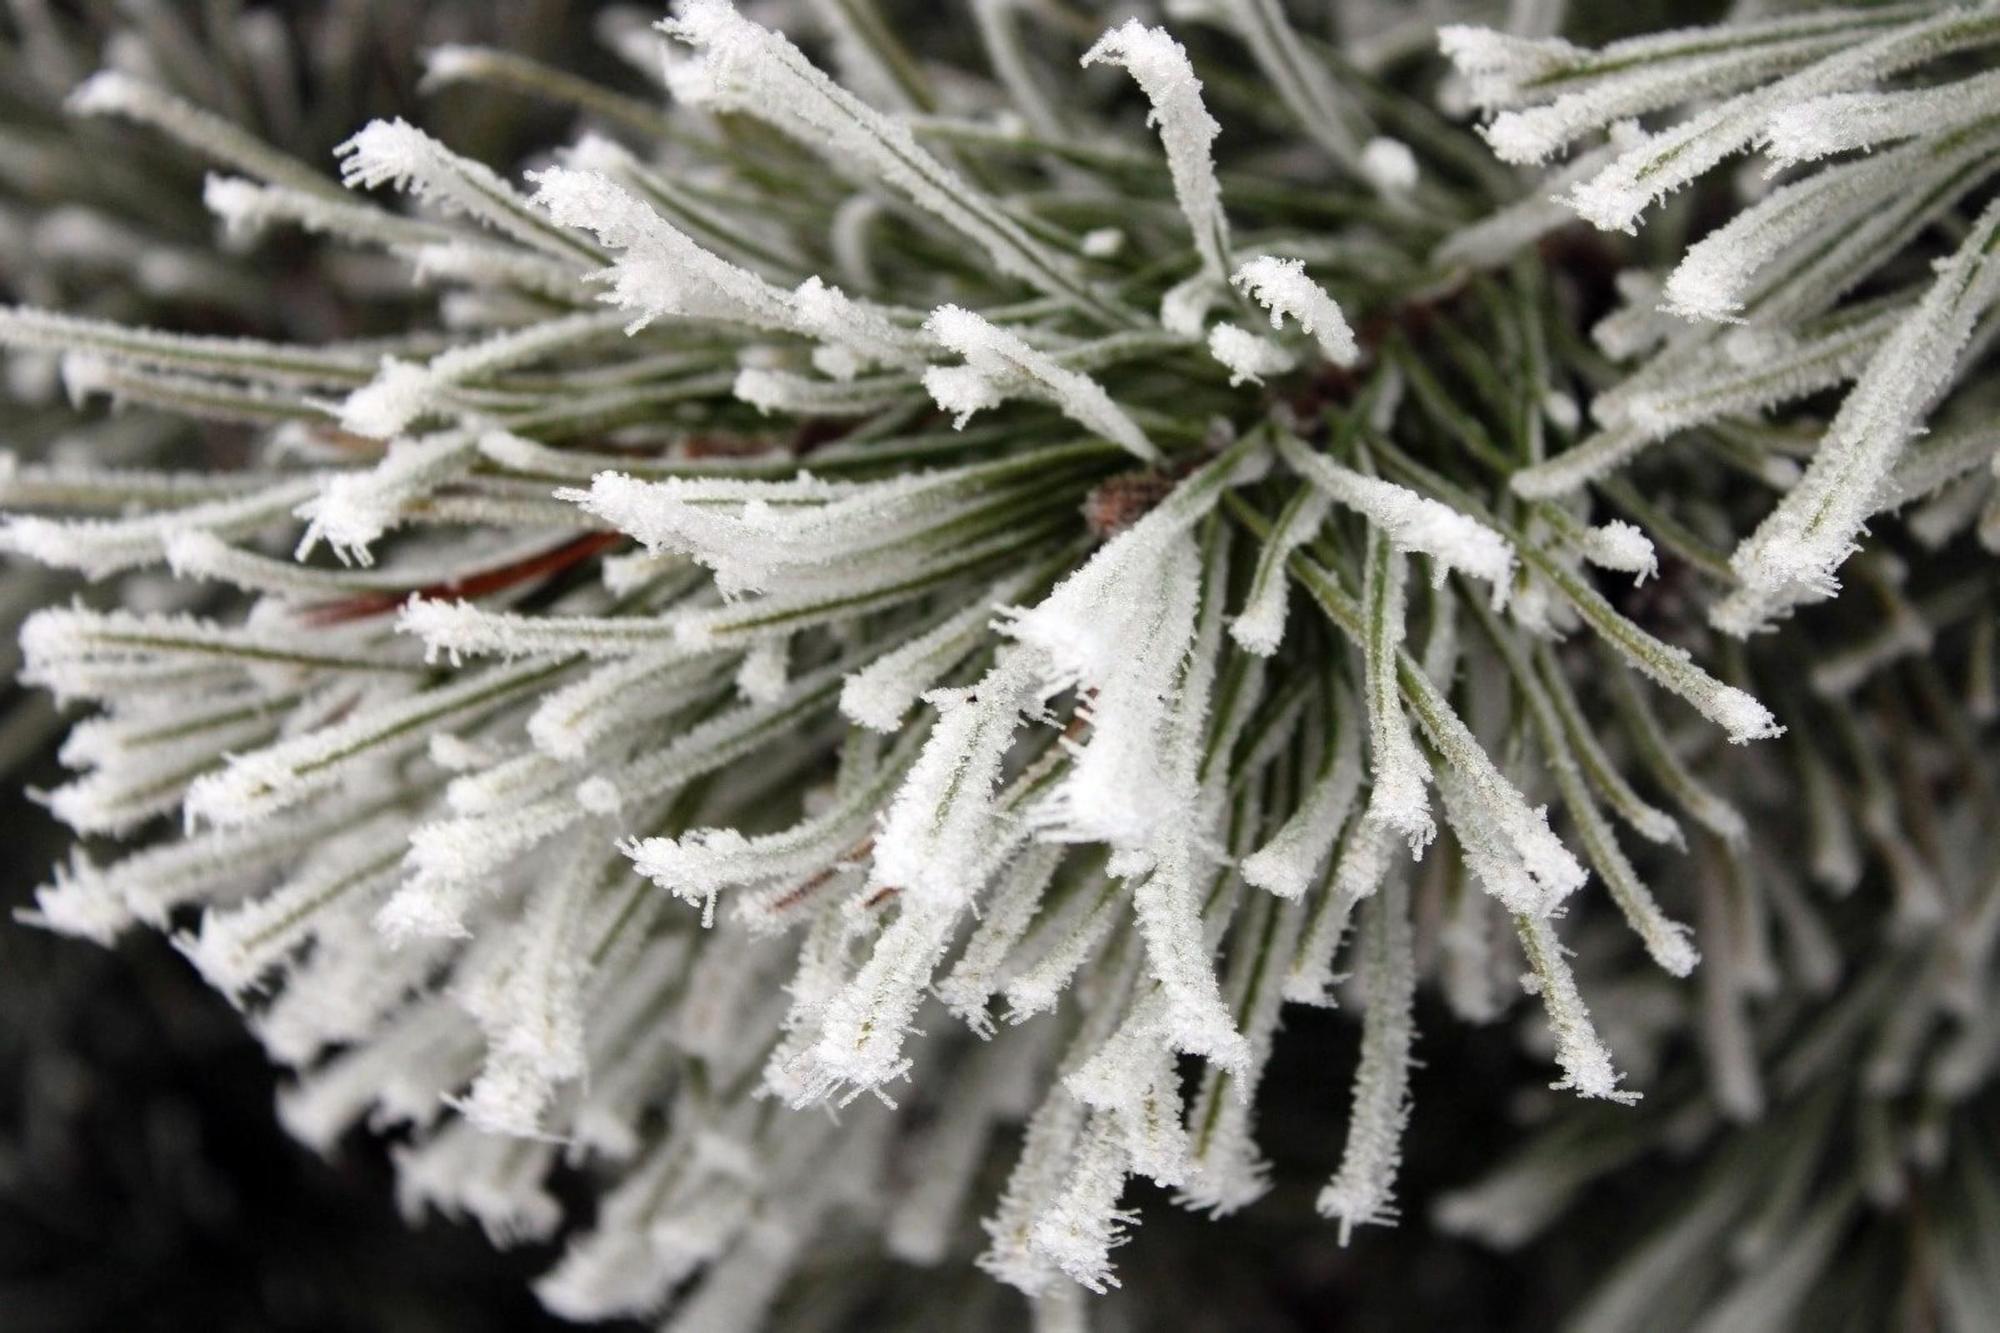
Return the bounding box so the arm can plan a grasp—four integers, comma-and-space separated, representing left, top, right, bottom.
1, 2, 1997, 1331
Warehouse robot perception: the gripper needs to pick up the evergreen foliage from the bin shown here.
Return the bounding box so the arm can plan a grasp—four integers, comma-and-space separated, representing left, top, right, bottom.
2, 2, 1997, 1329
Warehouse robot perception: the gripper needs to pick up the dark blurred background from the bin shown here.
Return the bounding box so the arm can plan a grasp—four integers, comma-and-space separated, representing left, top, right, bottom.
1, 743, 579, 1332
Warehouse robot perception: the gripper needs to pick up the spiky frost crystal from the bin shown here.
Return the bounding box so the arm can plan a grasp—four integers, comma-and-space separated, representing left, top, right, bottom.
3, 2, 2000, 1329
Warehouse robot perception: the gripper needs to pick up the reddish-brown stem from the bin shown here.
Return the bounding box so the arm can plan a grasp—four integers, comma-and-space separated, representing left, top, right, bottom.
303, 530, 625, 624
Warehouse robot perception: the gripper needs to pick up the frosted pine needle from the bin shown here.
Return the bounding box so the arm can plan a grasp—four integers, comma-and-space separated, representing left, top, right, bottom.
1231, 255, 1360, 367
1082, 22, 1231, 283
924, 304, 1159, 460
1317, 875, 1416, 1241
